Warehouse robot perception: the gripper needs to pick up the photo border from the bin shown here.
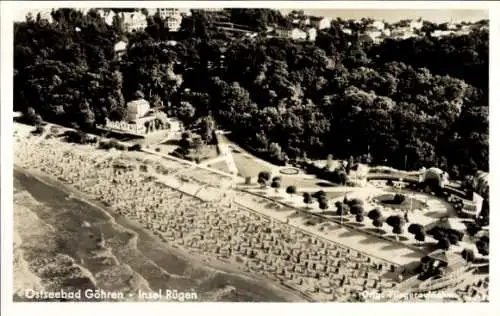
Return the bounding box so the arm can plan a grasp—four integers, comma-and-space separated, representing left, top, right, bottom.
2, 1, 499, 315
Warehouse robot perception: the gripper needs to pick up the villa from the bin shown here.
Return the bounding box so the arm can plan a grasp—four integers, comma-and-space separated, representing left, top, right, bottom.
274, 27, 317, 41
309, 16, 332, 30
121, 12, 148, 33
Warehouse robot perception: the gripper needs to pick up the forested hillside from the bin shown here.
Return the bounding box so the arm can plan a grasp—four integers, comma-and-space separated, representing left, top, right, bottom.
14, 8, 489, 178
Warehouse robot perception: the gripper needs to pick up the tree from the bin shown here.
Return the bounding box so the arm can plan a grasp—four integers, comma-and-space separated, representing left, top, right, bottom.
392, 225, 403, 241
347, 198, 364, 207
386, 215, 404, 228
319, 200, 329, 211
350, 204, 364, 216
415, 231, 426, 244
476, 235, 489, 256
177, 101, 196, 125
437, 236, 451, 250
257, 171, 271, 188
313, 190, 327, 201
393, 193, 406, 204
373, 218, 384, 232
286, 185, 297, 196
408, 223, 424, 235
386, 215, 404, 241
258, 177, 267, 189
467, 223, 481, 237
355, 214, 364, 225
13, 8, 488, 178
303, 192, 312, 204
335, 202, 342, 214
271, 177, 281, 192
368, 208, 382, 221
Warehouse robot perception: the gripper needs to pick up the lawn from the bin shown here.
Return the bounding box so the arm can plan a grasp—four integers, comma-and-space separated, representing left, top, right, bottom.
185, 144, 219, 162
279, 176, 331, 189
232, 151, 271, 178
232, 150, 339, 188
208, 160, 231, 173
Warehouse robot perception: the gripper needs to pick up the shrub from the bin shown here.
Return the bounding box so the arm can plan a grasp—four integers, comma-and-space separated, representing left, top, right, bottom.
449, 234, 459, 245
467, 223, 481, 237
31, 125, 45, 136
461, 248, 475, 262
332, 169, 347, 184
49, 126, 60, 135
386, 179, 394, 186
305, 219, 318, 226
171, 150, 183, 158
393, 193, 406, 204
129, 144, 142, 151
355, 214, 364, 223
258, 171, 271, 182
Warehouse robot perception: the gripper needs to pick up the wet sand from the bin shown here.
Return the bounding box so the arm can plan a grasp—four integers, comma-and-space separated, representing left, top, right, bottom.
13, 167, 307, 302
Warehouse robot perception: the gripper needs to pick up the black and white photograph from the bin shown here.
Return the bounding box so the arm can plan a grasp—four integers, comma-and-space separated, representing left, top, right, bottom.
1, 0, 497, 313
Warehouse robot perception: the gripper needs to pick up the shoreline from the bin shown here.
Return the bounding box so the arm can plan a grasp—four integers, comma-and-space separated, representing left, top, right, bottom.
11, 123, 428, 302
14, 164, 311, 302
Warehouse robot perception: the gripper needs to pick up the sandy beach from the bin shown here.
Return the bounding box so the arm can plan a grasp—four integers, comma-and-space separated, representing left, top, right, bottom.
11, 123, 425, 302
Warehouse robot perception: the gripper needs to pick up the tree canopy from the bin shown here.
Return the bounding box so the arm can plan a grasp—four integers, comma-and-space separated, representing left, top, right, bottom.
14, 8, 488, 177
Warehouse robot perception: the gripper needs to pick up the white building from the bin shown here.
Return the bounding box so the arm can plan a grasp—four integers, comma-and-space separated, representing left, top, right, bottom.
126, 99, 151, 122
310, 16, 332, 30
26, 9, 53, 23
342, 28, 353, 35
371, 20, 385, 31
392, 27, 417, 39
410, 19, 423, 30
201, 8, 224, 12
149, 8, 190, 31
114, 40, 127, 52
473, 171, 489, 198
307, 27, 317, 41
96, 9, 116, 26
293, 16, 310, 26
431, 30, 454, 38
275, 27, 315, 41
366, 30, 382, 41
121, 12, 147, 32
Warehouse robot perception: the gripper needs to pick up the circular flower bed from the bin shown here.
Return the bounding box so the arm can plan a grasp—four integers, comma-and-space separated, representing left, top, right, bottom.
280, 167, 299, 175
374, 193, 427, 210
